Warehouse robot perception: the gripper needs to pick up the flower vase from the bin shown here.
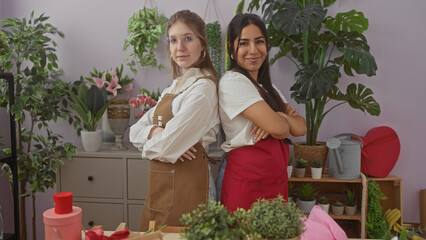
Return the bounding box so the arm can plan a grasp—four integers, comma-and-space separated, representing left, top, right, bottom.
108, 99, 130, 150
102, 112, 115, 145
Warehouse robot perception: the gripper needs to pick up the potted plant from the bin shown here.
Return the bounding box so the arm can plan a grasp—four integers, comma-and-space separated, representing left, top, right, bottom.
331, 201, 344, 216
248, 0, 381, 165
84, 65, 134, 145
317, 196, 330, 213
296, 183, 318, 214
180, 200, 247, 240
344, 189, 357, 216
123, 7, 168, 73
366, 180, 388, 238
294, 158, 307, 178
310, 159, 323, 179
244, 195, 305, 240
68, 80, 114, 152
0, 11, 78, 240
287, 153, 294, 178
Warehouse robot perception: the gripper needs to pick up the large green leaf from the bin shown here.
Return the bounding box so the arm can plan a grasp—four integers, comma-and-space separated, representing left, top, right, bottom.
346, 83, 381, 116
290, 64, 340, 103
86, 85, 108, 116
342, 46, 377, 76
325, 10, 369, 34
271, 2, 326, 36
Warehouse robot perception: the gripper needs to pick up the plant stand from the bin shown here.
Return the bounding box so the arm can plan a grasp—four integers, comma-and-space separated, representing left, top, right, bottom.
0, 73, 20, 240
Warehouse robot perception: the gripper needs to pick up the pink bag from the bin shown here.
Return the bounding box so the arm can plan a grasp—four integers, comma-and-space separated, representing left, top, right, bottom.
302, 206, 347, 240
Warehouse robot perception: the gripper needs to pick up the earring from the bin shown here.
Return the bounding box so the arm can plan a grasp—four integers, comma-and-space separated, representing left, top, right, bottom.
230, 54, 234, 59
202, 50, 206, 58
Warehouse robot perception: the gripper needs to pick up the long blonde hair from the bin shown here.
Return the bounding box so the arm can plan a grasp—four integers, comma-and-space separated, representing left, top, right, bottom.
166, 10, 218, 83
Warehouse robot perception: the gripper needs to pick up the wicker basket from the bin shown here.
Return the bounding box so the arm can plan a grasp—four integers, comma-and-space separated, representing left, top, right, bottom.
293, 142, 328, 176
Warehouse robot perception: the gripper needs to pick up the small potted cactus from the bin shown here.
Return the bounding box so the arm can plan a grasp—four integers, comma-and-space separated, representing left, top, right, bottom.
295, 158, 308, 178
296, 183, 318, 214
344, 189, 357, 216
332, 200, 344, 216
310, 159, 323, 179
317, 196, 330, 213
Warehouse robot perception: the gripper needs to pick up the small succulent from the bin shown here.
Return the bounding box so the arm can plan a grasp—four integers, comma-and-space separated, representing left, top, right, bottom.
297, 183, 319, 201
318, 196, 329, 204
333, 200, 344, 207
295, 158, 308, 168
345, 189, 356, 206
311, 159, 322, 168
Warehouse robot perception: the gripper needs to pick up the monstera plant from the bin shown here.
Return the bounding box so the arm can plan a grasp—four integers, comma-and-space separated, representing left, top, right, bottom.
248, 0, 381, 147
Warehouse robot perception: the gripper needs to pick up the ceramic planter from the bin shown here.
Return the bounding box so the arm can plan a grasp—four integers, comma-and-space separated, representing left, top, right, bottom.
311, 167, 323, 179
345, 205, 357, 216
287, 165, 293, 178
318, 203, 330, 213
297, 199, 316, 214
332, 205, 344, 216
81, 130, 102, 152
294, 168, 306, 178
293, 142, 328, 175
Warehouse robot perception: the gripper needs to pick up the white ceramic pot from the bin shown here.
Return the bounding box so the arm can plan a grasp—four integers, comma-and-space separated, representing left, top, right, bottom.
345, 205, 357, 216
287, 165, 293, 178
332, 205, 344, 216
81, 130, 102, 152
311, 167, 323, 179
318, 203, 330, 213
297, 199, 316, 214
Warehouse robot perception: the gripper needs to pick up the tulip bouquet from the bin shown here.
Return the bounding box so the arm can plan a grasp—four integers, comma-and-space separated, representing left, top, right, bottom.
129, 88, 161, 119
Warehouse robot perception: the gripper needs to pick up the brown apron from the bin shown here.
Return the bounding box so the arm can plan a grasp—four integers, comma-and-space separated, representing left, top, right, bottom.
140, 93, 209, 231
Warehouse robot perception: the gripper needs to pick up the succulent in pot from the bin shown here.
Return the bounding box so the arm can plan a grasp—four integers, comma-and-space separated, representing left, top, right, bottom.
296, 183, 318, 213
295, 158, 308, 178
310, 159, 323, 179
317, 196, 330, 213
332, 200, 344, 216
344, 189, 357, 216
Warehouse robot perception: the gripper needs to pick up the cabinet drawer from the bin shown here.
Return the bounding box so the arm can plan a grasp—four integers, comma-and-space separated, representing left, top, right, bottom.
127, 159, 149, 200
75, 202, 124, 230
128, 204, 143, 231
60, 157, 123, 198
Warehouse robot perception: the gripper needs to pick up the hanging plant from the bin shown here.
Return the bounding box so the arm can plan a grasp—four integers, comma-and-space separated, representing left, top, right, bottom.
123, 7, 168, 73
206, 21, 222, 78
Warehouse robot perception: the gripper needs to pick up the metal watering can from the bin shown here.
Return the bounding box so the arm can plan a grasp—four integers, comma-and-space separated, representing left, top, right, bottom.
326, 133, 363, 180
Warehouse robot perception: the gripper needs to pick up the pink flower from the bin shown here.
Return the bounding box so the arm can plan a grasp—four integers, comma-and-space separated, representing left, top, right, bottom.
105, 75, 122, 96
109, 69, 117, 78
93, 75, 105, 89
128, 97, 139, 108
137, 95, 149, 105
137, 110, 147, 118
149, 99, 157, 107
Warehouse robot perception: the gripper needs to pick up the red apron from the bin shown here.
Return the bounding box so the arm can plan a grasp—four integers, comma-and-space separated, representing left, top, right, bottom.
221, 136, 289, 212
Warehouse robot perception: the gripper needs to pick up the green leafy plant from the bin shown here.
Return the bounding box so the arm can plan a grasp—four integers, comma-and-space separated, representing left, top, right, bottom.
311, 159, 322, 168
318, 196, 329, 205
0, 11, 77, 240
0, 32, 11, 72
295, 158, 308, 168
206, 21, 222, 78
180, 200, 247, 240
124, 7, 168, 73
345, 189, 356, 206
333, 200, 344, 207
68, 81, 113, 133
248, 0, 381, 146
366, 180, 388, 238
244, 195, 305, 239
297, 183, 318, 201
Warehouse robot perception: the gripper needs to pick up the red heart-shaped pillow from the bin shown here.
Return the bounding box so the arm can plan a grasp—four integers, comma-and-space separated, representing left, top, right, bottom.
360, 126, 400, 177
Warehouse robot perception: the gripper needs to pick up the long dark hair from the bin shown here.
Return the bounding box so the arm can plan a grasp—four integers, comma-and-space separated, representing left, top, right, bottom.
167, 10, 217, 83
227, 13, 285, 112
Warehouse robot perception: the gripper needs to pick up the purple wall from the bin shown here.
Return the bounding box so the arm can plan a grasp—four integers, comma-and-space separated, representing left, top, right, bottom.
1, 0, 425, 238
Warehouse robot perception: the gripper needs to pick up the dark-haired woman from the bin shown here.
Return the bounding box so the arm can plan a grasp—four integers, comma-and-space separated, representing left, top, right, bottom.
218, 13, 307, 212
130, 10, 219, 230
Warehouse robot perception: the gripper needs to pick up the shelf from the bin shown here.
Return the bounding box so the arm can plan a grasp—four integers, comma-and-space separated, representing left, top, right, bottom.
290, 175, 362, 183
330, 210, 362, 221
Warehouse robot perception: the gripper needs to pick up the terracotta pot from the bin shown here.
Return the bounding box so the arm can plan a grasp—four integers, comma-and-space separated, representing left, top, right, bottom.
294, 168, 306, 178
293, 142, 328, 175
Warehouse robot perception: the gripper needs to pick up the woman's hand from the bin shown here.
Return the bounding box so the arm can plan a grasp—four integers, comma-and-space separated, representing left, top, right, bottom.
250, 125, 269, 142
286, 105, 300, 117
178, 147, 197, 162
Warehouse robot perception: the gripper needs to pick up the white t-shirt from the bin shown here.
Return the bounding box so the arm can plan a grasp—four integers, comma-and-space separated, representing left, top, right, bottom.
129, 68, 220, 163
218, 71, 287, 152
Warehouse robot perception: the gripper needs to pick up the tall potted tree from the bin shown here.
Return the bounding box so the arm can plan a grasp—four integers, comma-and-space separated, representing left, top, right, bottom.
0, 11, 78, 240
248, 0, 381, 165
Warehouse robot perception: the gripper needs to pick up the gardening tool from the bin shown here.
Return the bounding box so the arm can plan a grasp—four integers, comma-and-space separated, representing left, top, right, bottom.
327, 133, 363, 180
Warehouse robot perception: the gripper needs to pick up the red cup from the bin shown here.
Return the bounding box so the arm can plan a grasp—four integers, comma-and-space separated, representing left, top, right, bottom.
53, 192, 73, 214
